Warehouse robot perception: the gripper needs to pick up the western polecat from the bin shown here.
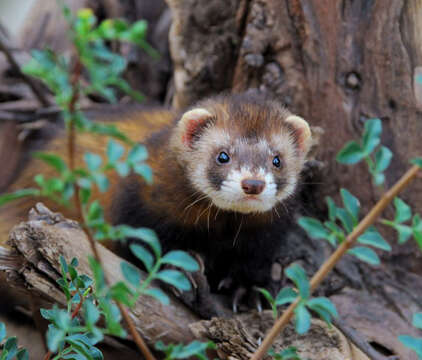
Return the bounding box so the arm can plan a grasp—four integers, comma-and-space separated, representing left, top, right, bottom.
0, 92, 312, 314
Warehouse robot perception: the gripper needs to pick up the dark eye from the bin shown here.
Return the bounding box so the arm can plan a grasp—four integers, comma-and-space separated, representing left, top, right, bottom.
272, 155, 282, 168
217, 151, 230, 164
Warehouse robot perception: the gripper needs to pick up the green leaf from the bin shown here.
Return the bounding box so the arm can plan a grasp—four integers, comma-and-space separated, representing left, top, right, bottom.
34, 152, 67, 173
107, 139, 125, 163
374, 146, 392, 173
413, 214, 422, 251
115, 162, 130, 177
398, 335, 422, 358
128, 144, 148, 163
161, 251, 199, 272
257, 288, 277, 318
297, 217, 330, 240
413, 313, 422, 329
0, 322, 6, 342
336, 141, 364, 164
348, 246, 380, 265
84, 153, 102, 171
92, 173, 109, 192
129, 243, 154, 271
394, 197, 412, 223
294, 303, 311, 334
0, 189, 40, 207
87, 201, 103, 222
275, 287, 297, 306
144, 288, 169, 305
326, 197, 337, 222
357, 227, 391, 251
133, 163, 153, 184
84, 300, 100, 326
373, 172, 385, 186
173, 341, 216, 358
411, 157, 422, 168
155, 270, 191, 291
121, 261, 141, 287
16, 349, 29, 360
336, 208, 354, 233
307, 297, 338, 324
3, 337, 17, 359
46, 325, 65, 352
285, 264, 310, 299
394, 224, 413, 244
109, 281, 134, 307
121, 227, 161, 257
340, 189, 360, 223
89, 256, 106, 293
362, 118, 382, 155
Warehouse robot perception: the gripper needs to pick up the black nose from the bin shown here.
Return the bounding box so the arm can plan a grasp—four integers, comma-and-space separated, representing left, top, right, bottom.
241, 179, 265, 195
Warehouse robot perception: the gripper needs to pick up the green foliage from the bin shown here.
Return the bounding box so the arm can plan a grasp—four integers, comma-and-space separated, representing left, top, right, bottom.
155, 341, 216, 360
299, 190, 389, 265
259, 264, 337, 335
336, 119, 392, 186
399, 313, 422, 359
0, 323, 29, 360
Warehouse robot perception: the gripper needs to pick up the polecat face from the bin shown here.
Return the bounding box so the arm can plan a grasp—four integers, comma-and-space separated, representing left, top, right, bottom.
171, 93, 312, 214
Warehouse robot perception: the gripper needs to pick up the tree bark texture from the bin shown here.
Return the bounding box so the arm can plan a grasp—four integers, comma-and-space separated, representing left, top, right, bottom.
166, 0, 422, 270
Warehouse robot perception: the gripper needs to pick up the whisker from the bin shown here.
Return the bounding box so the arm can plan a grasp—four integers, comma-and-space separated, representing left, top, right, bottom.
273, 206, 281, 219
233, 217, 243, 246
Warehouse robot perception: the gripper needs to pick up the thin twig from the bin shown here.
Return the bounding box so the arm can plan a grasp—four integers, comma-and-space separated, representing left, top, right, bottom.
0, 37, 50, 107
251, 165, 421, 360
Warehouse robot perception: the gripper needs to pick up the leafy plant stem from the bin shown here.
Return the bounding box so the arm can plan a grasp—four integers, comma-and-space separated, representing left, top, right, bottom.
61, 54, 156, 360
251, 164, 421, 360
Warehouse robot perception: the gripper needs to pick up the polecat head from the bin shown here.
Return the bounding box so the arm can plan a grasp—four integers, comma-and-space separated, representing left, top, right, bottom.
170, 92, 312, 214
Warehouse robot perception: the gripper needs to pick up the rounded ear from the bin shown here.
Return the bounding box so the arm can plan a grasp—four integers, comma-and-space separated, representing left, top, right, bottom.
177, 108, 214, 149
285, 115, 312, 154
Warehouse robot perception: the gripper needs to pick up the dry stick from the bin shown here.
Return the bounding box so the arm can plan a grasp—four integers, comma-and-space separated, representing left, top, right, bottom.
251, 164, 421, 360
64, 59, 156, 360
0, 37, 50, 107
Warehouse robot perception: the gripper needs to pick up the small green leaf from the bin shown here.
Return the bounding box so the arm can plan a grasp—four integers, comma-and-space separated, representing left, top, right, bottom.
394, 224, 413, 244
285, 264, 310, 299
413, 313, 422, 329
84, 153, 102, 171
93, 173, 109, 192
155, 270, 191, 291
256, 288, 277, 318
128, 144, 148, 163
348, 246, 380, 265
413, 214, 422, 251
0, 189, 40, 207
373, 172, 385, 186
336, 141, 364, 164
357, 227, 391, 251
144, 288, 169, 305
89, 256, 106, 293
109, 281, 134, 306
161, 251, 199, 272
122, 227, 161, 257
294, 303, 311, 334
34, 152, 67, 173
46, 325, 65, 352
134, 163, 153, 184
16, 349, 29, 360
340, 189, 360, 223
298, 217, 330, 240
107, 139, 125, 163
307, 297, 338, 324
116, 162, 130, 177
84, 300, 100, 326
336, 208, 354, 233
326, 197, 337, 222
411, 157, 422, 168
398, 335, 422, 358
129, 243, 154, 271
0, 322, 6, 342
394, 197, 412, 223
374, 146, 392, 173
121, 261, 141, 287
275, 287, 297, 306
362, 118, 382, 155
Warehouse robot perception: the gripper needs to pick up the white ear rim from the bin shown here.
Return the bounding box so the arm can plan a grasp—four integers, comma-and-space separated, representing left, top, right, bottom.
285, 115, 312, 152
180, 108, 213, 126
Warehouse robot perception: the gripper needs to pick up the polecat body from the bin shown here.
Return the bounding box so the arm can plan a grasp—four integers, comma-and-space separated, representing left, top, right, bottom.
0, 92, 312, 312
